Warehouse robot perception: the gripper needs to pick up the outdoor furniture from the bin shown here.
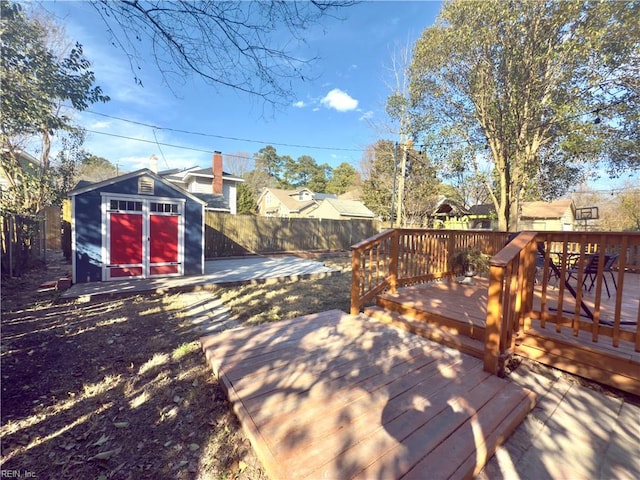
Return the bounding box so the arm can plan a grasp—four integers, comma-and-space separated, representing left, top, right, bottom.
537, 244, 594, 320
567, 253, 619, 298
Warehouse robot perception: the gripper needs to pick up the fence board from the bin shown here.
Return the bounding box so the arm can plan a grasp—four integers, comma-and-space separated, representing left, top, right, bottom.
204, 213, 380, 258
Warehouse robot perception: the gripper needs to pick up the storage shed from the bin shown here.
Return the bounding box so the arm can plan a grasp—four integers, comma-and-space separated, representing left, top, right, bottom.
69, 169, 205, 283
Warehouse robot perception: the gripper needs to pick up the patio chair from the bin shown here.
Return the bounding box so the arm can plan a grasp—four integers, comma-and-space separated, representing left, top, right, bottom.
567, 253, 618, 298
537, 243, 594, 320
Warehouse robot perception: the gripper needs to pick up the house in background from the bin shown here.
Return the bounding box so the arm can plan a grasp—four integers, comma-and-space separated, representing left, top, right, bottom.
428, 198, 576, 231
306, 198, 375, 220
0, 148, 41, 192
431, 196, 470, 229
518, 199, 576, 231
256, 187, 327, 217
467, 199, 576, 231
159, 151, 244, 214
256, 187, 375, 220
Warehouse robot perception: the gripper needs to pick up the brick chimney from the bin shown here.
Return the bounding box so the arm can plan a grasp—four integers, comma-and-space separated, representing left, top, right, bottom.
212, 151, 223, 194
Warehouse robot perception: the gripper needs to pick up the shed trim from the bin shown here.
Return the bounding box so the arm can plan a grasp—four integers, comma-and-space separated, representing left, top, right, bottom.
69, 168, 206, 206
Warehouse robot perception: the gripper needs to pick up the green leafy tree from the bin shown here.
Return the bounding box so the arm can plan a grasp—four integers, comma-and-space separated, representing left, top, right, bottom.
236, 183, 256, 215
1, 1, 108, 214
254, 145, 286, 187
326, 162, 358, 195
77, 154, 118, 183
409, 0, 639, 231
361, 141, 395, 220
361, 140, 440, 224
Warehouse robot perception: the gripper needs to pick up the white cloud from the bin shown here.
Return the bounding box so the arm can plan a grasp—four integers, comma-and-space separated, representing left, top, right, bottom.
90, 120, 111, 129
292, 100, 306, 108
320, 88, 358, 112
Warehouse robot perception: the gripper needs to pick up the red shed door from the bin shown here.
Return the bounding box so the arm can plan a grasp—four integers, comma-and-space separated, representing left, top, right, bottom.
149, 206, 181, 276
108, 212, 144, 278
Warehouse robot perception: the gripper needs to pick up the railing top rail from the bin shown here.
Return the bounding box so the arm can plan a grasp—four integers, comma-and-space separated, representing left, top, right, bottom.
351, 228, 395, 250
490, 231, 537, 268
535, 231, 640, 240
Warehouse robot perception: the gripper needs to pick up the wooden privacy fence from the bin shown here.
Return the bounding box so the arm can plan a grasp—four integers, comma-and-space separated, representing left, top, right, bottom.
205, 212, 380, 258
1, 214, 45, 277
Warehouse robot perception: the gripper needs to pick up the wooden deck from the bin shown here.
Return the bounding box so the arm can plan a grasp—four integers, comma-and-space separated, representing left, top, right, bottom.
201, 310, 535, 480
372, 272, 640, 394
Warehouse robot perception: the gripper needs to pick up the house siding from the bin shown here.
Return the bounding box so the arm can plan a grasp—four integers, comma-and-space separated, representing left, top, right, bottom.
71, 172, 204, 283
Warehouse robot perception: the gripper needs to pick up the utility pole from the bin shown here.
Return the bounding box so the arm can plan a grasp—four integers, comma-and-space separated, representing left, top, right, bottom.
395, 138, 411, 227
390, 143, 398, 228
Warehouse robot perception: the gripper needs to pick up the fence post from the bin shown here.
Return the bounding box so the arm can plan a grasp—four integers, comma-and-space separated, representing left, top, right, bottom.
447, 232, 456, 276
350, 247, 362, 315
8, 215, 14, 278
484, 264, 505, 374
388, 229, 399, 294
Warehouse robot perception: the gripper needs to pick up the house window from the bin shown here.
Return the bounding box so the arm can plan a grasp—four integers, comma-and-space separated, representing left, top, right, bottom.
138, 177, 154, 195
150, 202, 179, 214
109, 200, 143, 212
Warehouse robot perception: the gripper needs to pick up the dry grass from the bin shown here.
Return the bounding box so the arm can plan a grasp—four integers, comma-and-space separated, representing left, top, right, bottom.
1, 253, 353, 479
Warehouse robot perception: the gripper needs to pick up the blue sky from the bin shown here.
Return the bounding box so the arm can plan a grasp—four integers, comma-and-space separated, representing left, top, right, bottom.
38, 1, 637, 194
42, 0, 442, 174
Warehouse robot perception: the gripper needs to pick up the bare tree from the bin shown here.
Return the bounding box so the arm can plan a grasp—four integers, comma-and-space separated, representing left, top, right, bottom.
89, 1, 355, 106
223, 151, 253, 178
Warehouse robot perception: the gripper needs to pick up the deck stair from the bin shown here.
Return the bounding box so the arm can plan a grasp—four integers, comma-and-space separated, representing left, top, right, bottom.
364, 305, 485, 360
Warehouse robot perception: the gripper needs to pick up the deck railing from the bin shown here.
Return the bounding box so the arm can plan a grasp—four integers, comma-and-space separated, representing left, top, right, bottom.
483, 232, 538, 374
350, 229, 510, 315
532, 232, 640, 349
351, 229, 640, 379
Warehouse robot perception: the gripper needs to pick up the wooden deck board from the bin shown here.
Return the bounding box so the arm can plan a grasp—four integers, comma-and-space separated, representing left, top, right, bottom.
201, 310, 534, 479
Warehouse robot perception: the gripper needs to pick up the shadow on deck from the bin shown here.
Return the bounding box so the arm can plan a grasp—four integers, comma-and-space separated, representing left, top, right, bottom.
366, 272, 640, 395
201, 310, 535, 479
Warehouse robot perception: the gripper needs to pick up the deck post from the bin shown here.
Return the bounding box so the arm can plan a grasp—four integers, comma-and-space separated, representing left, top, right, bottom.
350, 248, 362, 315
388, 229, 399, 294
484, 264, 505, 375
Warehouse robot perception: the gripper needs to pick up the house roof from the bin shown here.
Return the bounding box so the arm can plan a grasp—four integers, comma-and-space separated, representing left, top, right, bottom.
193, 193, 230, 211
432, 196, 469, 217
520, 199, 574, 219
258, 188, 317, 213
322, 198, 375, 218
468, 204, 496, 216
159, 166, 244, 183
67, 168, 206, 205
314, 192, 339, 201
468, 199, 575, 219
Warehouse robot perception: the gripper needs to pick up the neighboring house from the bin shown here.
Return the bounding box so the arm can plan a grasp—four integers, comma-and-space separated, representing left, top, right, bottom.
256, 187, 329, 217
467, 199, 576, 231
0, 148, 40, 191
467, 204, 497, 230
306, 198, 376, 220
159, 151, 244, 214
518, 199, 576, 231
431, 196, 471, 229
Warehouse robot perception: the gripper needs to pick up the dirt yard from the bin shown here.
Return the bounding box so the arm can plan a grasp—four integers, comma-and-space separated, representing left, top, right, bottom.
1, 253, 352, 479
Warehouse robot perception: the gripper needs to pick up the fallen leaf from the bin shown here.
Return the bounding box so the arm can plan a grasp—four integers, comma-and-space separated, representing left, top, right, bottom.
113, 422, 129, 429
188, 443, 199, 451
239, 461, 248, 474
92, 434, 110, 447
90, 447, 122, 461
